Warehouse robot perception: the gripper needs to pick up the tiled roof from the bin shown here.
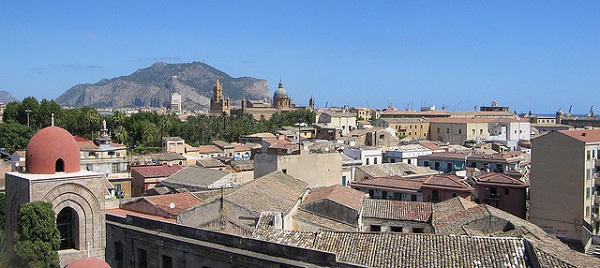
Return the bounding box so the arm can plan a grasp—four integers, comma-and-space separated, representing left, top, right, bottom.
355, 163, 438, 178
74, 136, 98, 149
559, 129, 600, 142
162, 166, 229, 188
197, 145, 222, 154
233, 144, 251, 152
293, 210, 357, 232
377, 117, 427, 123
302, 185, 365, 212
427, 117, 525, 123
225, 171, 307, 215
350, 176, 424, 193
362, 199, 432, 222
472, 172, 528, 187
151, 152, 186, 161
196, 158, 226, 168
422, 174, 474, 191
230, 160, 253, 171
419, 140, 444, 151
106, 208, 176, 223
252, 230, 528, 268
315, 232, 527, 267
131, 164, 183, 178
144, 192, 203, 217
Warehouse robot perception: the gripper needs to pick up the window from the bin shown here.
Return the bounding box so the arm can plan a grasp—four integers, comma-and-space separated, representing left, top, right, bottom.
451, 192, 458, 197
437, 128, 440, 133
390, 226, 403, 232
432, 190, 439, 202
504, 188, 509, 195
108, 151, 115, 156
115, 242, 124, 268
374, 158, 378, 164
138, 249, 148, 268
368, 189, 375, 198
458, 129, 462, 134
55, 158, 65, 172
480, 129, 483, 134
382, 191, 388, 199
472, 129, 475, 134
413, 228, 424, 233
366, 158, 370, 165
112, 163, 119, 173
162, 255, 173, 268
393, 192, 402, 200
282, 169, 287, 174
446, 128, 450, 134
424, 161, 429, 167
57, 207, 78, 250
370, 225, 381, 232
411, 194, 417, 201
587, 187, 591, 199
588, 150, 592, 160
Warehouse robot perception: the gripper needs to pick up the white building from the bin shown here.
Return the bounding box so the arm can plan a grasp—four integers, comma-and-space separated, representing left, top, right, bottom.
385, 144, 433, 165
343, 147, 382, 166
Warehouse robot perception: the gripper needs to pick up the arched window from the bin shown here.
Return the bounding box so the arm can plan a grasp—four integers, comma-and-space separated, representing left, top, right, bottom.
55, 158, 65, 172
57, 207, 78, 250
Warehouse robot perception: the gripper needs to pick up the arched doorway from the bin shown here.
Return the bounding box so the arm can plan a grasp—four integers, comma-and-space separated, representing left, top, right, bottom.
56, 207, 78, 250
55, 158, 65, 172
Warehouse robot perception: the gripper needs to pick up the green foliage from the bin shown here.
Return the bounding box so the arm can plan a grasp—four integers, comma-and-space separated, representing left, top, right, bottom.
1, 101, 318, 149
13, 201, 60, 268
0, 121, 34, 154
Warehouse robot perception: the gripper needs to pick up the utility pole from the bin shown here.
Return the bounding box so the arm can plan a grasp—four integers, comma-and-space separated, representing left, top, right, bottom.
25, 110, 31, 127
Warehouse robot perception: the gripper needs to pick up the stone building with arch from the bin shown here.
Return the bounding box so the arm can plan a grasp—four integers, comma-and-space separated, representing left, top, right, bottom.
5, 126, 106, 267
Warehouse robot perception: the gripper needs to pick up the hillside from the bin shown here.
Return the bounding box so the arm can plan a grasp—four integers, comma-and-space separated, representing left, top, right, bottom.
0, 90, 18, 103
55, 62, 271, 110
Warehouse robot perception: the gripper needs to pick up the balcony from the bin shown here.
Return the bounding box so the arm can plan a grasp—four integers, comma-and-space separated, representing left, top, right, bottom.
593, 213, 600, 222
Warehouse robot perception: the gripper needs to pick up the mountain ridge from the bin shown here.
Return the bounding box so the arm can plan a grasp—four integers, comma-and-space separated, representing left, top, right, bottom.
56, 62, 271, 110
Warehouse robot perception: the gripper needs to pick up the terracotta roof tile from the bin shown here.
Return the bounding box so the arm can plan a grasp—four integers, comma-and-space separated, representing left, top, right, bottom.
131, 164, 183, 178
302, 185, 365, 212
472, 172, 528, 187
362, 199, 432, 222
559, 129, 600, 142
144, 192, 203, 217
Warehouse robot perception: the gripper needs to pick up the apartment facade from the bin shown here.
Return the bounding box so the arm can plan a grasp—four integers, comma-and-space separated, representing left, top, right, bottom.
530, 129, 600, 243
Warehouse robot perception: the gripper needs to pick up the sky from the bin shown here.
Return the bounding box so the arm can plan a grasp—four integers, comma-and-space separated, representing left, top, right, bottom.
1, 1, 599, 114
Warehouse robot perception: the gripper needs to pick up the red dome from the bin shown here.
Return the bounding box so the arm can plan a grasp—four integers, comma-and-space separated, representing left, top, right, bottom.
66, 257, 111, 268
26, 126, 80, 174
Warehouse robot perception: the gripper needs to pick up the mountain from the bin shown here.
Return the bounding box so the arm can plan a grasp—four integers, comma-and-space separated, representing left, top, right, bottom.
0, 90, 18, 103
56, 62, 271, 110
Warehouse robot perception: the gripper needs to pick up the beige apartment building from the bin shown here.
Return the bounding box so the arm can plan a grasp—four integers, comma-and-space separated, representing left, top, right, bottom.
372, 118, 430, 139
530, 129, 600, 245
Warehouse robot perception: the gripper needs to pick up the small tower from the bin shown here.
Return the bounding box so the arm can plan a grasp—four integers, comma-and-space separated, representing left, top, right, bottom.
309, 96, 315, 110
210, 79, 230, 115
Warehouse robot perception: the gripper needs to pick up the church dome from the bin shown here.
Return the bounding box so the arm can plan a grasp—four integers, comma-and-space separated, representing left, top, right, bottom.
26, 126, 81, 174
274, 81, 288, 98
66, 257, 111, 268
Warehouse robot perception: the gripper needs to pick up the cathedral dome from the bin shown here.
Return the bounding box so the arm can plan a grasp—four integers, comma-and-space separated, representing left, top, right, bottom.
26, 126, 81, 174
274, 81, 289, 98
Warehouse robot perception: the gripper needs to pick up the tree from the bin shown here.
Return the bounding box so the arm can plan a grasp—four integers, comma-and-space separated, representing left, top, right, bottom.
0, 121, 34, 154
13, 201, 60, 268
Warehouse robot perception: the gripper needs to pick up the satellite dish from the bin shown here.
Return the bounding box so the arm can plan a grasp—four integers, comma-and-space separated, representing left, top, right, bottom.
169, 202, 175, 209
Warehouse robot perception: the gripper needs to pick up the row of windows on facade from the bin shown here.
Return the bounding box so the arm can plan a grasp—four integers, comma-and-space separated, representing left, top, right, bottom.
423, 161, 505, 172
370, 225, 424, 233
85, 151, 122, 158
436, 128, 524, 135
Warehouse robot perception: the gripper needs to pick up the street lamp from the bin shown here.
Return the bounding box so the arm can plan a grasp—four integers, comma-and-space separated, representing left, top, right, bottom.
25, 110, 31, 127
294, 120, 307, 154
